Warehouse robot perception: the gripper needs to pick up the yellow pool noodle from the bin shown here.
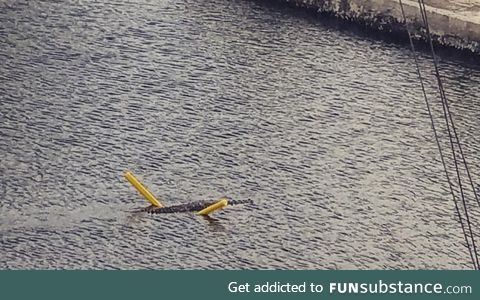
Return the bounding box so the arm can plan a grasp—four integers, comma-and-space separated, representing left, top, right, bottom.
124, 171, 163, 207
196, 198, 228, 216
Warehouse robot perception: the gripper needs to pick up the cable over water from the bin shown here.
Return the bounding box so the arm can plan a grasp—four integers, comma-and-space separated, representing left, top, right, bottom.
417, 0, 480, 269
398, 0, 480, 269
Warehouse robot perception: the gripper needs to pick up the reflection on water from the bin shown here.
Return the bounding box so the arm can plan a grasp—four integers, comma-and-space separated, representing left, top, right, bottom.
1, 0, 480, 269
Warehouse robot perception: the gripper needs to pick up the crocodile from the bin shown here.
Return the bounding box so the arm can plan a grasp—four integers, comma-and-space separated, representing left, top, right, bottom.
139, 199, 253, 214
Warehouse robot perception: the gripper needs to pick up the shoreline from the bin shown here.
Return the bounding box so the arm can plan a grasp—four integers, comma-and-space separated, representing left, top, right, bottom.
276, 0, 480, 56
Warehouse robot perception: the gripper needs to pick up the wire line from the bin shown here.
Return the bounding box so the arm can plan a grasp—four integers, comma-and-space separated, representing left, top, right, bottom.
398, 0, 479, 269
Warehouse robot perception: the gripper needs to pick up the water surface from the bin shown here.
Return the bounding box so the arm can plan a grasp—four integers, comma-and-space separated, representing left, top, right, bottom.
1, 0, 480, 269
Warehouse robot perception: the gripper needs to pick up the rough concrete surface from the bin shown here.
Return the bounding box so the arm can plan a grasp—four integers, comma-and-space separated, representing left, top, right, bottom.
281, 0, 480, 54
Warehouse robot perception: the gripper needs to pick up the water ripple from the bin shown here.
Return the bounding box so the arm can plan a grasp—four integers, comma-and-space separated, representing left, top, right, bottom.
1, 0, 480, 269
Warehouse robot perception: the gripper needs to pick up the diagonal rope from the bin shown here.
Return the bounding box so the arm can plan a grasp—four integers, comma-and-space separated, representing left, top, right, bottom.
416, 0, 480, 269
398, 0, 479, 269
416, 1, 480, 211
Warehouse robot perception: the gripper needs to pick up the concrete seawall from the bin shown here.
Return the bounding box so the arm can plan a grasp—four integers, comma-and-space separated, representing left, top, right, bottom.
279, 0, 480, 54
